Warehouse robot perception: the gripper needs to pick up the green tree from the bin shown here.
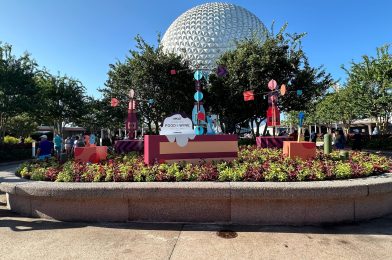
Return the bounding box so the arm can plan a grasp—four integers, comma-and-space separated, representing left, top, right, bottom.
35, 71, 87, 136
80, 96, 121, 133
102, 35, 194, 134
6, 113, 38, 137
206, 24, 333, 136
0, 43, 39, 141
343, 44, 392, 133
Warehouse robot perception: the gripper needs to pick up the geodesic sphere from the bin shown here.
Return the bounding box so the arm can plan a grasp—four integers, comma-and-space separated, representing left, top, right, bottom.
161, 2, 266, 71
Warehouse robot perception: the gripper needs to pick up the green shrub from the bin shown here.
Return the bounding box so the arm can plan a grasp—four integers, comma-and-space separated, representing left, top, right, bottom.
264, 163, 288, 182
335, 162, 352, 179
16, 147, 392, 183
19, 165, 31, 179
31, 168, 45, 181
218, 162, 246, 181
361, 161, 374, 176
312, 162, 326, 181
56, 162, 74, 182
4, 136, 19, 144
134, 166, 156, 182
24, 137, 34, 143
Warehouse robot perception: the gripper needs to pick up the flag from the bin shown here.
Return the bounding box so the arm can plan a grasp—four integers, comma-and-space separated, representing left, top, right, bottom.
243, 90, 254, 101
217, 65, 228, 77
110, 98, 119, 107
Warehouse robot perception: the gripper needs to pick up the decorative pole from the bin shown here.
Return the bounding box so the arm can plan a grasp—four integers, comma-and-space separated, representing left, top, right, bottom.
266, 80, 281, 130
192, 69, 205, 135
126, 89, 138, 139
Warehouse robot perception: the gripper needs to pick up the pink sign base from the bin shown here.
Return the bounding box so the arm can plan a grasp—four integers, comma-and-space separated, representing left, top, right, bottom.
144, 135, 238, 165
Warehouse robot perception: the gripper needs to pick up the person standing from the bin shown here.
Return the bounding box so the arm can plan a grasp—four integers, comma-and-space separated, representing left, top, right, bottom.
64, 136, 72, 156
36, 135, 53, 160
90, 133, 96, 145
310, 132, 317, 143
54, 133, 63, 159
304, 129, 310, 142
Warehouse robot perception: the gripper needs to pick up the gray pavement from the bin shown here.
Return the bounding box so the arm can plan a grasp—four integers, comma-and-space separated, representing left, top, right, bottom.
2, 164, 392, 259
0, 164, 23, 183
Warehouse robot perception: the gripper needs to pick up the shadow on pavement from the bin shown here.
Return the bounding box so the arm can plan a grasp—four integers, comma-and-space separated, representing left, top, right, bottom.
1, 206, 392, 236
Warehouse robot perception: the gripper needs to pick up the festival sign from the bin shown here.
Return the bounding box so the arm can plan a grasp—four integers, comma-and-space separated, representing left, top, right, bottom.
160, 114, 196, 147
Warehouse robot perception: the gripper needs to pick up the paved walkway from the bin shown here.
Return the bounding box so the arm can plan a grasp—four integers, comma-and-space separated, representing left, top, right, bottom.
1, 163, 392, 259
1, 191, 392, 260
0, 164, 24, 183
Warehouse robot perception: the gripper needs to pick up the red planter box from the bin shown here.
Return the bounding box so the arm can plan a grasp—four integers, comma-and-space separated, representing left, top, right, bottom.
114, 140, 144, 153
144, 135, 238, 165
283, 141, 316, 160
74, 145, 108, 163
256, 136, 291, 149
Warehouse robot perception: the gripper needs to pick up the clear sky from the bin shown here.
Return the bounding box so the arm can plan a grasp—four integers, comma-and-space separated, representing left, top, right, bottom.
1, 0, 391, 97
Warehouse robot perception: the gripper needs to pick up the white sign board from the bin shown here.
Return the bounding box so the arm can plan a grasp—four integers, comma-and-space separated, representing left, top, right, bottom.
160, 114, 196, 147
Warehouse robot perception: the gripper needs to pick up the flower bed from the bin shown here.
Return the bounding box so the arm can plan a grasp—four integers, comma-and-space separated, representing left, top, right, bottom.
16, 147, 392, 182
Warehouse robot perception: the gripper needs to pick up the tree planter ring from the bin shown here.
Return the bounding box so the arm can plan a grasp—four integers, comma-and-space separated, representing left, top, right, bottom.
1, 173, 392, 225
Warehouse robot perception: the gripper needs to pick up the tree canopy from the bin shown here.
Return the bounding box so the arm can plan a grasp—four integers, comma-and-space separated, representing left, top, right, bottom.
206, 24, 333, 135
342, 44, 392, 132
101, 35, 195, 134
35, 71, 87, 135
0, 43, 39, 140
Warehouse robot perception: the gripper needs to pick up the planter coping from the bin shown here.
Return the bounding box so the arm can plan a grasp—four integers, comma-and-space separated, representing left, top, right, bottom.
1, 173, 391, 200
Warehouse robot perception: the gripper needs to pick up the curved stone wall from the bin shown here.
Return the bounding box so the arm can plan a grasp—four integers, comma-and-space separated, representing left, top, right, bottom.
1, 174, 392, 225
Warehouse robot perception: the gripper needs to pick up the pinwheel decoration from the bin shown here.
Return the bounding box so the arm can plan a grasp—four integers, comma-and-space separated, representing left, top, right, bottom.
109, 90, 154, 139
243, 79, 303, 127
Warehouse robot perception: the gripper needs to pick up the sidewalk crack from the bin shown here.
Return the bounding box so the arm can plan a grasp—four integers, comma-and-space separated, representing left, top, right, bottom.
168, 224, 183, 260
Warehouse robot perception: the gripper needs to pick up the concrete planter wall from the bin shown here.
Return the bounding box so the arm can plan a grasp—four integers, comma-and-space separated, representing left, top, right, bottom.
1, 174, 392, 225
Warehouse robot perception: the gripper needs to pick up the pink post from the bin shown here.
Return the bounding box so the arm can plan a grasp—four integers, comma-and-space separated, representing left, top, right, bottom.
126, 89, 138, 139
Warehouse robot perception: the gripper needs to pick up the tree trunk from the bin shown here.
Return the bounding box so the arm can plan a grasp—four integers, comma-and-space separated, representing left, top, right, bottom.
0, 114, 8, 142
255, 117, 265, 137
255, 120, 261, 137
262, 123, 268, 136
154, 120, 159, 135
250, 119, 255, 139
220, 120, 225, 134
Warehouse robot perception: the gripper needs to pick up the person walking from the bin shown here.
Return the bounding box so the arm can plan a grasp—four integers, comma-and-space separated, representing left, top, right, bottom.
304, 129, 310, 142
352, 129, 362, 151
335, 129, 346, 149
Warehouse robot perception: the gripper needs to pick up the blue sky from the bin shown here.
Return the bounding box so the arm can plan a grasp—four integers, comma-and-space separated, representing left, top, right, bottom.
1, 0, 391, 97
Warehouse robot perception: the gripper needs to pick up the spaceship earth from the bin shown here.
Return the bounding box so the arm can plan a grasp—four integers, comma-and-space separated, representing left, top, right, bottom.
161, 2, 266, 71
